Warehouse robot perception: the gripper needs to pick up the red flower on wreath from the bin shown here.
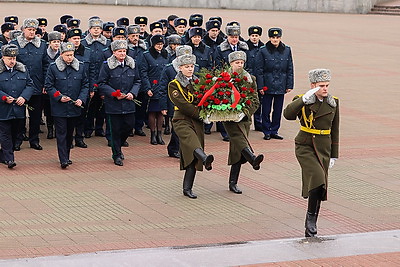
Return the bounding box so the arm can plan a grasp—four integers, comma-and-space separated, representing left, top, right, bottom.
205, 74, 213, 79
53, 91, 61, 97
241, 87, 247, 91
153, 80, 158, 84
222, 99, 229, 104
241, 93, 247, 98
214, 99, 221, 105
235, 78, 241, 83
200, 85, 206, 90
2, 95, 7, 101
218, 91, 224, 96
223, 76, 230, 82
194, 79, 199, 84
226, 91, 231, 96
249, 88, 255, 93
215, 84, 220, 89
246, 100, 251, 105
232, 72, 239, 76
243, 76, 248, 81
220, 83, 226, 87
205, 79, 212, 84
197, 94, 203, 99
217, 77, 223, 82
203, 101, 209, 107
228, 82, 233, 87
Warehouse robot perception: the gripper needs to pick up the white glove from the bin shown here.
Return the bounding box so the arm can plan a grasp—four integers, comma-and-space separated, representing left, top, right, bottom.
203, 115, 212, 124
329, 158, 337, 169
234, 112, 246, 122
302, 87, 320, 105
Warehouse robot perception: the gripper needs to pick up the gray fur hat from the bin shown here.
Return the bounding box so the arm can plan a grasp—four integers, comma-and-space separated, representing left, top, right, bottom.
308, 69, 331, 83
88, 18, 103, 29
111, 40, 128, 51
60, 42, 75, 54
226, 25, 240, 36
166, 34, 182, 45
127, 24, 140, 34
228, 51, 247, 63
48, 31, 62, 42
1, 44, 19, 57
175, 45, 192, 57
23, 18, 39, 29
176, 54, 196, 67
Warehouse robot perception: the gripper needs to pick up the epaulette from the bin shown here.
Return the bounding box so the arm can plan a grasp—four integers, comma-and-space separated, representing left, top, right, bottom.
333, 96, 339, 99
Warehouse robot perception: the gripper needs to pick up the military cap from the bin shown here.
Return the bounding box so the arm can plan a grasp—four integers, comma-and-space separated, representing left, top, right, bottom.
1, 44, 19, 57
227, 21, 240, 27
23, 18, 39, 29
174, 18, 187, 27
134, 16, 148, 25
268, 27, 282, 37
37, 18, 47, 26
103, 22, 115, 32
48, 31, 62, 42
158, 19, 168, 28
111, 40, 128, 51
88, 18, 103, 29
188, 27, 203, 38
168, 15, 178, 22
150, 34, 164, 47
248, 26, 262, 36
9, 30, 22, 40
1, 22, 14, 33
209, 16, 222, 24
228, 51, 246, 63
60, 42, 75, 54
308, 69, 331, 83
176, 54, 196, 67
175, 45, 192, 57
226, 25, 241, 36
53, 24, 67, 34
66, 18, 80, 28
60, 15, 73, 24
112, 27, 127, 37
127, 24, 140, 34
166, 34, 181, 45
66, 28, 82, 39
149, 22, 163, 32
189, 14, 203, 27
4, 16, 18, 24
35, 28, 43, 36
116, 17, 129, 27
206, 20, 221, 31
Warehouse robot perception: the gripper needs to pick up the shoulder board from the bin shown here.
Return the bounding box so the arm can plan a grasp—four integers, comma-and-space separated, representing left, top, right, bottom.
333, 96, 339, 99
296, 94, 304, 97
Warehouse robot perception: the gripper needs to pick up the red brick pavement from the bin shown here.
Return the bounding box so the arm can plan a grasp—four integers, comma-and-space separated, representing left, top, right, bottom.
0, 2, 399, 263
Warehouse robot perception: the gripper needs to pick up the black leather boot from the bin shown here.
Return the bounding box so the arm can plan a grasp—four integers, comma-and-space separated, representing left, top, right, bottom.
229, 162, 242, 194
156, 130, 165, 145
305, 212, 317, 237
305, 186, 324, 237
47, 126, 54, 139
241, 147, 264, 170
193, 148, 214, 171
150, 131, 157, 145
183, 162, 197, 199
164, 117, 171, 135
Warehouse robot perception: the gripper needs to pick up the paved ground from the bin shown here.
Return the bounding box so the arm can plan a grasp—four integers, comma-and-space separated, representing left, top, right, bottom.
0, 2, 399, 266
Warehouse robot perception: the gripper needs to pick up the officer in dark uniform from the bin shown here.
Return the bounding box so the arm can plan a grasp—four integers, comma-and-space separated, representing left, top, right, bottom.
203, 20, 224, 53
246, 26, 264, 131
181, 14, 205, 44
66, 18, 80, 30
0, 22, 14, 45
81, 18, 111, 138
60, 15, 73, 26
134, 16, 149, 40
0, 44, 35, 168
37, 18, 48, 42
167, 15, 178, 35
116, 17, 129, 28
173, 18, 187, 38
102, 22, 115, 41
186, 27, 213, 70
11, 18, 49, 151
145, 21, 164, 46
127, 25, 147, 58
209, 16, 226, 39
53, 24, 68, 42
165, 34, 182, 61
158, 19, 169, 37
168, 53, 214, 199
4, 16, 18, 29
45, 42, 89, 169
98, 40, 141, 166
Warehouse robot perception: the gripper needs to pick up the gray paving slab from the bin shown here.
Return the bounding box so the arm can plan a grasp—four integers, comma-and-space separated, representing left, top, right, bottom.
1, 230, 399, 267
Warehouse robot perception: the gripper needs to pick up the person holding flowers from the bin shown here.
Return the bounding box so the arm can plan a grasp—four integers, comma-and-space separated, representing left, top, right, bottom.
168, 53, 214, 199
222, 51, 264, 193
0, 44, 35, 168
97, 40, 141, 166
45, 42, 89, 169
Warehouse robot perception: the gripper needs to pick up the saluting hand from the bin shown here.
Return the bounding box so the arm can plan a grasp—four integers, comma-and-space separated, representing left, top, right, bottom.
302, 87, 320, 105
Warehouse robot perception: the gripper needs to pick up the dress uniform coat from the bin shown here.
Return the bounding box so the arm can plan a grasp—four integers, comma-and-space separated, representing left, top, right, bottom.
168, 72, 204, 171
214, 39, 249, 68
283, 94, 339, 200
186, 40, 214, 70
223, 73, 259, 165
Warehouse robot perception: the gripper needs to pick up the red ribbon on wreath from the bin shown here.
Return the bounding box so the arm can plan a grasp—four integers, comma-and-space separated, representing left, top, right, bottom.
197, 81, 241, 108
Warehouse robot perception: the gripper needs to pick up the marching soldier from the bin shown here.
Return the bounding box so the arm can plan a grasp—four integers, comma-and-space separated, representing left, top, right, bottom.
45, 42, 89, 169
168, 53, 214, 199
283, 69, 339, 237
0, 44, 35, 168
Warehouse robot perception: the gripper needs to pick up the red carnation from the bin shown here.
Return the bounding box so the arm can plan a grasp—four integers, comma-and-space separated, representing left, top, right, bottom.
249, 88, 255, 93
243, 76, 248, 81
200, 85, 206, 90
246, 100, 251, 105
209, 95, 215, 100
203, 102, 209, 107
153, 80, 158, 84
217, 77, 223, 81
2, 95, 7, 101
93, 83, 99, 88
263, 86, 268, 91
197, 94, 203, 98
220, 72, 230, 78
235, 78, 241, 83
215, 84, 220, 89
232, 72, 239, 76
228, 82, 233, 87
241, 93, 247, 98
222, 99, 229, 104
205, 79, 212, 84
53, 91, 61, 98
220, 83, 226, 87
226, 91, 231, 96
194, 91, 199, 95
111, 89, 122, 97
214, 99, 221, 105
194, 79, 199, 84
205, 74, 213, 79
223, 76, 230, 82
218, 91, 224, 96
241, 87, 247, 91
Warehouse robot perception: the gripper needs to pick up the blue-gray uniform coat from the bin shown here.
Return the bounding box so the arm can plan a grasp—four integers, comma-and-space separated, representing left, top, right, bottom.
45, 57, 89, 117
214, 39, 249, 68
186, 40, 214, 70
74, 44, 94, 88
10, 35, 49, 95
255, 41, 294, 94
97, 55, 141, 115
0, 61, 35, 120
246, 40, 264, 76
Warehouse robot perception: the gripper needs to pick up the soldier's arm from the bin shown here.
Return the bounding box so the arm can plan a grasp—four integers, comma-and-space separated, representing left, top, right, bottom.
168, 81, 200, 120
283, 95, 304, 121
330, 98, 340, 158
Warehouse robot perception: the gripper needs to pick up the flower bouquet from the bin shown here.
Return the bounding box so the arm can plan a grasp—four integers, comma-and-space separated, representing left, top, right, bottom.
192, 68, 257, 122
